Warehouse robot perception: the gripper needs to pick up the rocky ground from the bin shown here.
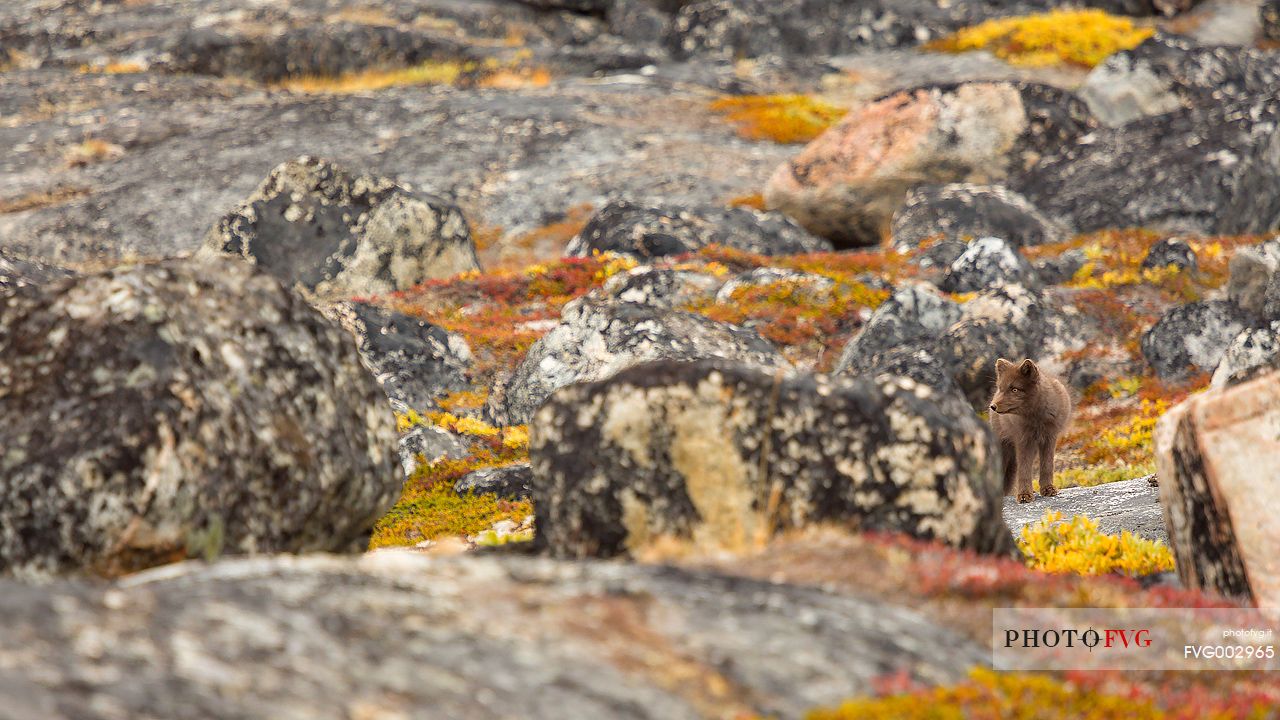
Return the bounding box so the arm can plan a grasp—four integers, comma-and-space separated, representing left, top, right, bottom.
3, 0, 1280, 717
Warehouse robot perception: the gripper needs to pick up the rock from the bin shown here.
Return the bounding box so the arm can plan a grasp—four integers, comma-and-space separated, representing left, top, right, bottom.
0, 249, 71, 292
601, 265, 723, 308
514, 0, 610, 13
1014, 97, 1280, 236
1141, 300, 1254, 380
1265, 0, 1280, 41
1211, 322, 1280, 387
564, 199, 831, 260
1227, 239, 1280, 317
325, 301, 472, 414
941, 317, 1034, 407
484, 291, 792, 425
836, 283, 963, 372
908, 239, 970, 272
1155, 369, 1280, 604
1141, 237, 1197, 272
1002, 477, 1168, 547
400, 425, 468, 478
766, 82, 1094, 248
890, 184, 1070, 250
454, 463, 534, 499
0, 553, 987, 720
939, 237, 1038, 293
0, 258, 400, 578
530, 359, 1012, 558
1080, 36, 1280, 126
1034, 249, 1087, 286
200, 156, 479, 297
714, 267, 834, 302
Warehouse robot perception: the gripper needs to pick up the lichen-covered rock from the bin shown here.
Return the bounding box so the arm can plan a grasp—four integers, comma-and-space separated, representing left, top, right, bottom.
0, 258, 400, 578
0, 249, 70, 293
1265, 0, 1280, 42
1141, 237, 1197, 272
400, 424, 468, 478
1141, 300, 1254, 380
714, 267, 835, 302
530, 359, 1011, 558
1080, 36, 1280, 126
455, 463, 534, 499
485, 292, 792, 425
1034, 249, 1087, 286
200, 156, 479, 297
766, 82, 1094, 247
1156, 370, 1280, 604
0, 552, 987, 720
890, 184, 1069, 250
1210, 322, 1280, 388
324, 301, 472, 414
1227, 238, 1280, 317
1014, 97, 1280, 236
600, 265, 723, 308
940, 237, 1038, 293
836, 283, 962, 373
564, 199, 831, 260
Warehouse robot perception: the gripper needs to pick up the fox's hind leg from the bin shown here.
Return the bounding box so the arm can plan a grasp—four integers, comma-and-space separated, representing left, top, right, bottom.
1001, 439, 1018, 495
1038, 440, 1058, 498
1015, 438, 1036, 503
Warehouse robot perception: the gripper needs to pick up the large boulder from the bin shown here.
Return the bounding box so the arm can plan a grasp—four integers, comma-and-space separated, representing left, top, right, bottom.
530, 359, 1011, 558
939, 237, 1038, 293
0, 553, 986, 720
765, 82, 1094, 248
1211, 322, 1280, 387
1079, 37, 1280, 126
564, 199, 831, 260
200, 156, 479, 297
1014, 97, 1280, 236
890, 184, 1069, 250
324, 301, 472, 414
836, 283, 963, 371
1227, 238, 1280, 317
1141, 300, 1254, 380
1155, 370, 1280, 604
485, 292, 792, 425
0, 258, 401, 578
1265, 0, 1280, 42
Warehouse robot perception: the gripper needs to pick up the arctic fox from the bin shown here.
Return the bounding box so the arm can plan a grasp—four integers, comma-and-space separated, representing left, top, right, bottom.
988, 358, 1072, 503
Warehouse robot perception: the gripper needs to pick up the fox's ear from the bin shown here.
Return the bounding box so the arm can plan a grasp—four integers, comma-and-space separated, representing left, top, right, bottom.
995, 358, 1013, 374
1018, 359, 1038, 378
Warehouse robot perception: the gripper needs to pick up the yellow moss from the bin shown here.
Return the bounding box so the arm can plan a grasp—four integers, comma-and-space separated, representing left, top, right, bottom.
438, 389, 489, 412
929, 10, 1155, 68
277, 58, 551, 94
709, 94, 847, 144
502, 425, 529, 451
1018, 510, 1174, 577
808, 669, 1166, 719
591, 251, 640, 283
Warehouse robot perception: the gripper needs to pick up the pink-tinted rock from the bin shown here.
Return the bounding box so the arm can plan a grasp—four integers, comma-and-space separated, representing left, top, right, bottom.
764, 82, 1094, 248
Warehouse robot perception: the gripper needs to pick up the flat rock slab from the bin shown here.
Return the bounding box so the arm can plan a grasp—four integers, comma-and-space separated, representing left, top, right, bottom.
1002, 477, 1167, 546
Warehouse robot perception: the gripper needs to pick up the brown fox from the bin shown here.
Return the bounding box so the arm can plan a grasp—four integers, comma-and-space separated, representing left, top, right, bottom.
989, 358, 1072, 503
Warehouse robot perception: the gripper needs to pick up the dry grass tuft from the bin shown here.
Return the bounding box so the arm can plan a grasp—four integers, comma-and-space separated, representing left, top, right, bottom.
64, 138, 124, 167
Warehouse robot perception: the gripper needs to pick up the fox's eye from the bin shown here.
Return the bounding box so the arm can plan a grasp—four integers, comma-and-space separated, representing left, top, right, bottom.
1010, 388, 1021, 393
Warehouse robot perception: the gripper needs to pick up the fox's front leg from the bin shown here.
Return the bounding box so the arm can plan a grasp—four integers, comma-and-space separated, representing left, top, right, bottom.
1015, 438, 1037, 503
1038, 440, 1058, 497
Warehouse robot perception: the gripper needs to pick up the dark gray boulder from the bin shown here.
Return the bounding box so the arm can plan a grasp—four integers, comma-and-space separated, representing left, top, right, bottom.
890, 184, 1069, 250
836, 283, 963, 372
0, 258, 400, 578
1265, 0, 1280, 41
0, 249, 71, 292
1211, 321, 1280, 387
600, 265, 723, 308
485, 291, 792, 425
0, 553, 987, 720
530, 359, 1011, 558
1034, 249, 1087, 286
564, 199, 831, 260
1227, 238, 1280, 317
1141, 300, 1255, 380
325, 301, 472, 414
400, 425, 468, 478
939, 237, 1038, 293
455, 463, 534, 499
1014, 97, 1280, 236
1141, 237, 1197, 272
200, 156, 480, 297
1081, 36, 1280, 126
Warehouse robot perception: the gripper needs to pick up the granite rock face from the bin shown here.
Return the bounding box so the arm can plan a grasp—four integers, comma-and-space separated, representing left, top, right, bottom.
1141, 300, 1254, 380
1015, 97, 1280, 236
564, 199, 831, 260
0, 258, 400, 578
200, 156, 480, 297
530, 359, 1011, 559
1002, 477, 1167, 546
1211, 322, 1280, 388
484, 291, 792, 425
766, 82, 1095, 247
939, 237, 1039, 293
0, 552, 988, 720
890, 184, 1069, 250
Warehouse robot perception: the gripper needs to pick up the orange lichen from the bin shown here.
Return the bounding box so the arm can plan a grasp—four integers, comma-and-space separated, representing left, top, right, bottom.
709, 94, 847, 144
